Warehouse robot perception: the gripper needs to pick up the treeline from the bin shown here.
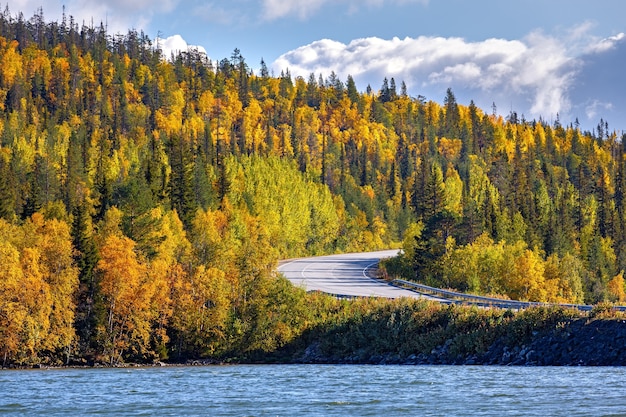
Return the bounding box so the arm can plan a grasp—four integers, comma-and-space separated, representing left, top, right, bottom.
0, 8, 625, 366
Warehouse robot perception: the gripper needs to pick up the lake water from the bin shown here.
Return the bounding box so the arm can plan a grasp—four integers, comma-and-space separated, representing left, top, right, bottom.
1, 364, 625, 416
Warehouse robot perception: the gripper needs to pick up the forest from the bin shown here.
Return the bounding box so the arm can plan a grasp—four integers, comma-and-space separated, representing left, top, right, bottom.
0, 8, 625, 366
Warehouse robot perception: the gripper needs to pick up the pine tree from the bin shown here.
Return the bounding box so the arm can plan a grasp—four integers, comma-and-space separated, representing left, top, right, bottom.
71, 199, 100, 349
424, 160, 446, 219
379, 77, 390, 103
168, 134, 196, 229
443, 88, 460, 139
346, 75, 359, 104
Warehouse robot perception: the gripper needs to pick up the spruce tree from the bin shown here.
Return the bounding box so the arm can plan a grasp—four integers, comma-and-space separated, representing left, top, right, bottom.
71, 199, 100, 349
168, 134, 196, 229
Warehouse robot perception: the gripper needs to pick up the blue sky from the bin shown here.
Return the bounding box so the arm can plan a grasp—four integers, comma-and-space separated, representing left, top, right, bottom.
6, 0, 626, 132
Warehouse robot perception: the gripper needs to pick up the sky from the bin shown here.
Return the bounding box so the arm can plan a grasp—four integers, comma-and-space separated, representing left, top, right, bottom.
4, 0, 626, 132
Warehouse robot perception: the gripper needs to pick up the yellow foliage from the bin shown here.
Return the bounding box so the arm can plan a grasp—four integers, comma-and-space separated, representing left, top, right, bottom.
198, 90, 215, 117
607, 272, 626, 303
493, 123, 514, 159
145, 259, 174, 357
542, 253, 584, 304
444, 166, 463, 216
2, 26, 625, 364
193, 207, 232, 260
99, 207, 125, 240
362, 185, 375, 200
13, 134, 36, 171
19, 247, 52, 358
401, 222, 424, 264
519, 126, 534, 152
194, 266, 231, 339
0, 241, 27, 361
52, 121, 71, 171
534, 123, 546, 148
0, 39, 23, 86
97, 234, 152, 363
27, 214, 79, 352
443, 236, 585, 303
513, 248, 547, 302
243, 98, 265, 154
438, 137, 462, 161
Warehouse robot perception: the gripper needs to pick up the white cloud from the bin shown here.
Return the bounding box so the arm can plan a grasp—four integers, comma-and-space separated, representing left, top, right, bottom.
261, 0, 428, 21
585, 99, 613, 121
273, 31, 587, 122
428, 62, 482, 85
585, 32, 625, 54
157, 34, 208, 60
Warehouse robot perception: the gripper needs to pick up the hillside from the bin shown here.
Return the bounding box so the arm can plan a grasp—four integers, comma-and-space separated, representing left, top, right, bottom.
0, 10, 625, 366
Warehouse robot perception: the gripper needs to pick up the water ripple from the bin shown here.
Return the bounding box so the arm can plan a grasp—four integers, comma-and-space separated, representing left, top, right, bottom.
2, 365, 626, 416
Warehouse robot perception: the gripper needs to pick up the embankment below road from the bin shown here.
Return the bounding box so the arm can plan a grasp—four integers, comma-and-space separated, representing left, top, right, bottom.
269, 302, 626, 366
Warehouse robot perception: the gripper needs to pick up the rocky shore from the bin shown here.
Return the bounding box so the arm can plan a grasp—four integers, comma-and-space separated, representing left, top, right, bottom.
292, 317, 626, 366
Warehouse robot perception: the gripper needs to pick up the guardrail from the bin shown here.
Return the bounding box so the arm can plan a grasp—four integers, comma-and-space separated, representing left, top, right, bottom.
390, 279, 626, 312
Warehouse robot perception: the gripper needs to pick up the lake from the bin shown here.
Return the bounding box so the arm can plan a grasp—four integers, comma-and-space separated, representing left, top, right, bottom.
1, 364, 624, 416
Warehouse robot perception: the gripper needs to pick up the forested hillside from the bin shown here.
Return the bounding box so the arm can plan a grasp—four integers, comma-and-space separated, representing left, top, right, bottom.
0, 9, 625, 366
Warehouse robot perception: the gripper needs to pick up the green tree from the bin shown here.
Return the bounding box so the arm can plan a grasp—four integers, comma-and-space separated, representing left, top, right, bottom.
442, 87, 460, 138
168, 134, 195, 229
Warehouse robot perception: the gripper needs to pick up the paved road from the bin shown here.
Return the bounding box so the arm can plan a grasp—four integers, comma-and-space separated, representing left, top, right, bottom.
278, 251, 626, 311
277, 250, 435, 299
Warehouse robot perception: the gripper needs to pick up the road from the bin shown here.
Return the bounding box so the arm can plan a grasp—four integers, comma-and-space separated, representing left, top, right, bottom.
278, 250, 626, 311
277, 250, 436, 299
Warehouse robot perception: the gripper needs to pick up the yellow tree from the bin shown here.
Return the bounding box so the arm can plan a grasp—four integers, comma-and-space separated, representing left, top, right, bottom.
18, 247, 52, 362
174, 205, 241, 357
543, 253, 585, 304
442, 238, 480, 292
145, 258, 175, 359
444, 166, 464, 216
191, 206, 235, 268
0, 214, 79, 364
0, 241, 27, 365
24, 213, 79, 359
144, 209, 192, 359
96, 234, 152, 364
505, 246, 547, 302
242, 98, 265, 154
177, 265, 231, 356
607, 271, 626, 303
0, 39, 23, 91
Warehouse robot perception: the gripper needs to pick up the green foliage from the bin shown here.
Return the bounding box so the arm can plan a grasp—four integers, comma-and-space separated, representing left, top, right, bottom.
226, 155, 339, 257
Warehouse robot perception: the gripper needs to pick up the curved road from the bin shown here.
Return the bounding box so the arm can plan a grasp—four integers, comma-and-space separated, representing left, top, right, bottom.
278, 251, 626, 311
278, 250, 435, 299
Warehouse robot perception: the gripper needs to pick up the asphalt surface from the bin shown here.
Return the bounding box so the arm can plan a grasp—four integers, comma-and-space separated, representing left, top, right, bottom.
277, 250, 433, 299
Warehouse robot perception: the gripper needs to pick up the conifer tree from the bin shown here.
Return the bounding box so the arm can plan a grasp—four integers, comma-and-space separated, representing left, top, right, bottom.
168, 134, 196, 229
71, 198, 100, 349
346, 75, 359, 104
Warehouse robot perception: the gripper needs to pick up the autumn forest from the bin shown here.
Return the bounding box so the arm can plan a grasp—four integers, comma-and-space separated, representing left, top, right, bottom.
1, 9, 625, 366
